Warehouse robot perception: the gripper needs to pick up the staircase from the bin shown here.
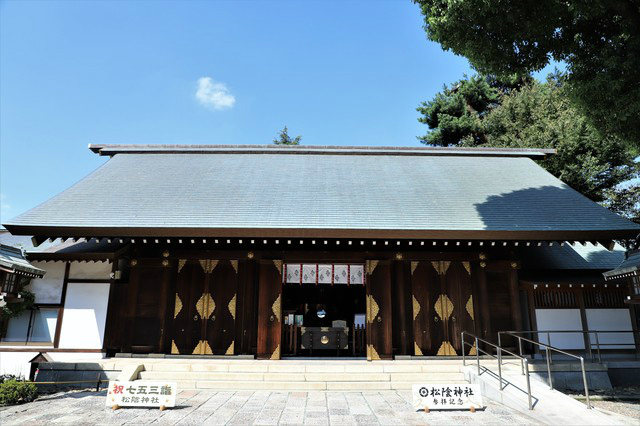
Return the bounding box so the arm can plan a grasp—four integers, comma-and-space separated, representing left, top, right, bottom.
132, 359, 467, 391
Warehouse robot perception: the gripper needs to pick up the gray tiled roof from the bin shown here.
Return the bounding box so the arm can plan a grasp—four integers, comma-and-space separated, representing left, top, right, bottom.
3, 146, 639, 239
603, 250, 640, 279
0, 244, 46, 277
519, 242, 626, 270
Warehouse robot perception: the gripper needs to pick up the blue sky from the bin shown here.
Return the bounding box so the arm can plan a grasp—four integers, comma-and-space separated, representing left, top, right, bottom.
0, 0, 556, 221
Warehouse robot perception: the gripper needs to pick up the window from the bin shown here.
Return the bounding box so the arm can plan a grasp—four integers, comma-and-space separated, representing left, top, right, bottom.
0, 273, 31, 295
632, 276, 640, 297
1, 273, 17, 294
1, 308, 59, 343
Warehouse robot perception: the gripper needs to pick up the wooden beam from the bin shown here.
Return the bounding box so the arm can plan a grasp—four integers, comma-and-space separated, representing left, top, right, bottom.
53, 262, 70, 348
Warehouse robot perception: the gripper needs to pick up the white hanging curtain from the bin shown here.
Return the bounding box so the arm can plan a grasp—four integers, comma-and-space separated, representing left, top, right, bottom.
283, 264, 364, 285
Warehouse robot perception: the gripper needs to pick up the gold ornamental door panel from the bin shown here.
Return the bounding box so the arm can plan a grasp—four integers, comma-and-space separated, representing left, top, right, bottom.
365, 260, 392, 361
412, 260, 476, 356
172, 259, 239, 355
171, 260, 207, 355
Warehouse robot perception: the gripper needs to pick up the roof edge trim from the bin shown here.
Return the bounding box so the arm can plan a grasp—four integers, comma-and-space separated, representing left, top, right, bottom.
3, 224, 636, 241
88, 144, 556, 159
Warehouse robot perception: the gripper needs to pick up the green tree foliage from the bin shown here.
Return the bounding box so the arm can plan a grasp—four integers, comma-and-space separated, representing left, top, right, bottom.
413, 0, 640, 148
602, 184, 640, 225
417, 74, 639, 208
416, 74, 533, 146
273, 126, 301, 145
481, 76, 637, 203
416, 75, 499, 146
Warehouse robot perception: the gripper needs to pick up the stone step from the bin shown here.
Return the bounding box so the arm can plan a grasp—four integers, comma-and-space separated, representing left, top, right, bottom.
169, 379, 468, 391
142, 362, 463, 374
139, 370, 465, 383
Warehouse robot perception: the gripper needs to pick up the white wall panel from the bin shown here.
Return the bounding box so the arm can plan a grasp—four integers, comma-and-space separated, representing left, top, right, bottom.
58, 283, 110, 349
26, 261, 65, 304
585, 309, 634, 350
0, 352, 39, 378
535, 309, 585, 350
69, 261, 112, 280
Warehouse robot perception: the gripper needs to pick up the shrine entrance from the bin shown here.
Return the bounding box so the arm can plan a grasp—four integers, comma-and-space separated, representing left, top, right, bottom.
281, 263, 367, 357
170, 259, 239, 355
411, 261, 476, 356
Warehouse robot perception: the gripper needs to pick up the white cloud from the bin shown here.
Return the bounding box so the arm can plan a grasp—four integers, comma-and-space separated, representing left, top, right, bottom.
195, 77, 236, 110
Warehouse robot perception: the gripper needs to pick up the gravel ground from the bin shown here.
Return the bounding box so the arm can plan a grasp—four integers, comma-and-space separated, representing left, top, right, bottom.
569, 387, 640, 420
588, 399, 640, 420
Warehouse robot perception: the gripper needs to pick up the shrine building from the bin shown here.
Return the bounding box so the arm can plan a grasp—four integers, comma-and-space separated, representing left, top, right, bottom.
1, 144, 638, 375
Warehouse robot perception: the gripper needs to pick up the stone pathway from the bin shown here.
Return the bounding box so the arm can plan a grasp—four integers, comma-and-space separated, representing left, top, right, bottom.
0, 389, 541, 425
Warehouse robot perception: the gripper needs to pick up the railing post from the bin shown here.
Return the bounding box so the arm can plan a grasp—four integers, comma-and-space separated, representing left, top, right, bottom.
518, 336, 524, 375
462, 332, 466, 366
595, 332, 601, 363
580, 357, 591, 409
497, 346, 503, 391
475, 336, 480, 375
524, 358, 532, 410
497, 332, 502, 349
545, 346, 553, 389
547, 332, 553, 364
586, 331, 593, 362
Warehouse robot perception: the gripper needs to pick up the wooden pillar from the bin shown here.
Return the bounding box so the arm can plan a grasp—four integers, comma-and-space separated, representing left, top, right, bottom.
576, 289, 591, 356
508, 268, 522, 332
53, 261, 70, 348
256, 260, 282, 359
124, 259, 140, 353
366, 260, 393, 360
477, 267, 492, 339
236, 259, 257, 355
157, 261, 173, 354
102, 259, 119, 353
392, 260, 411, 356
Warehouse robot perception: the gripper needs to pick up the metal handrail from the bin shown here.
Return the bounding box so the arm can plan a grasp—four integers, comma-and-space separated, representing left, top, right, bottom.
461, 331, 533, 410
497, 329, 639, 363
497, 331, 591, 409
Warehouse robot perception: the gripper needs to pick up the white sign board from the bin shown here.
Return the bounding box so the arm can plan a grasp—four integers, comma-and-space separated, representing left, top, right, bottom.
105, 381, 177, 408
413, 384, 482, 411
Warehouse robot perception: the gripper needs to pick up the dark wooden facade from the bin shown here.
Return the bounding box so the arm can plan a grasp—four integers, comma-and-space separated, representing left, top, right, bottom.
101, 242, 545, 359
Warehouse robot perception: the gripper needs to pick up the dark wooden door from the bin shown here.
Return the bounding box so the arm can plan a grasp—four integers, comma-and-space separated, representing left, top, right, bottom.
411, 261, 475, 356
446, 261, 475, 355
205, 260, 238, 355
124, 259, 172, 354
257, 260, 283, 359
172, 259, 239, 355
411, 260, 443, 356
366, 260, 392, 360
172, 260, 207, 354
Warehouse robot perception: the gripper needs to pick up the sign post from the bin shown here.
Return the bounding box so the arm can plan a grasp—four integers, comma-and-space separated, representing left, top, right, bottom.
412, 384, 483, 412
105, 381, 177, 410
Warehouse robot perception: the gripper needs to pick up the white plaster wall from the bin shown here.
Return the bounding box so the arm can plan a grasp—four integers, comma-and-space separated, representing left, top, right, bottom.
26, 261, 65, 304
0, 352, 39, 378
535, 309, 585, 350
585, 309, 634, 350
69, 261, 112, 280
47, 352, 105, 362
58, 283, 110, 349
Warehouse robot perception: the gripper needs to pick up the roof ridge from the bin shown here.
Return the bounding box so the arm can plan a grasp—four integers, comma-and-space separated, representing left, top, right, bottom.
88, 144, 556, 159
